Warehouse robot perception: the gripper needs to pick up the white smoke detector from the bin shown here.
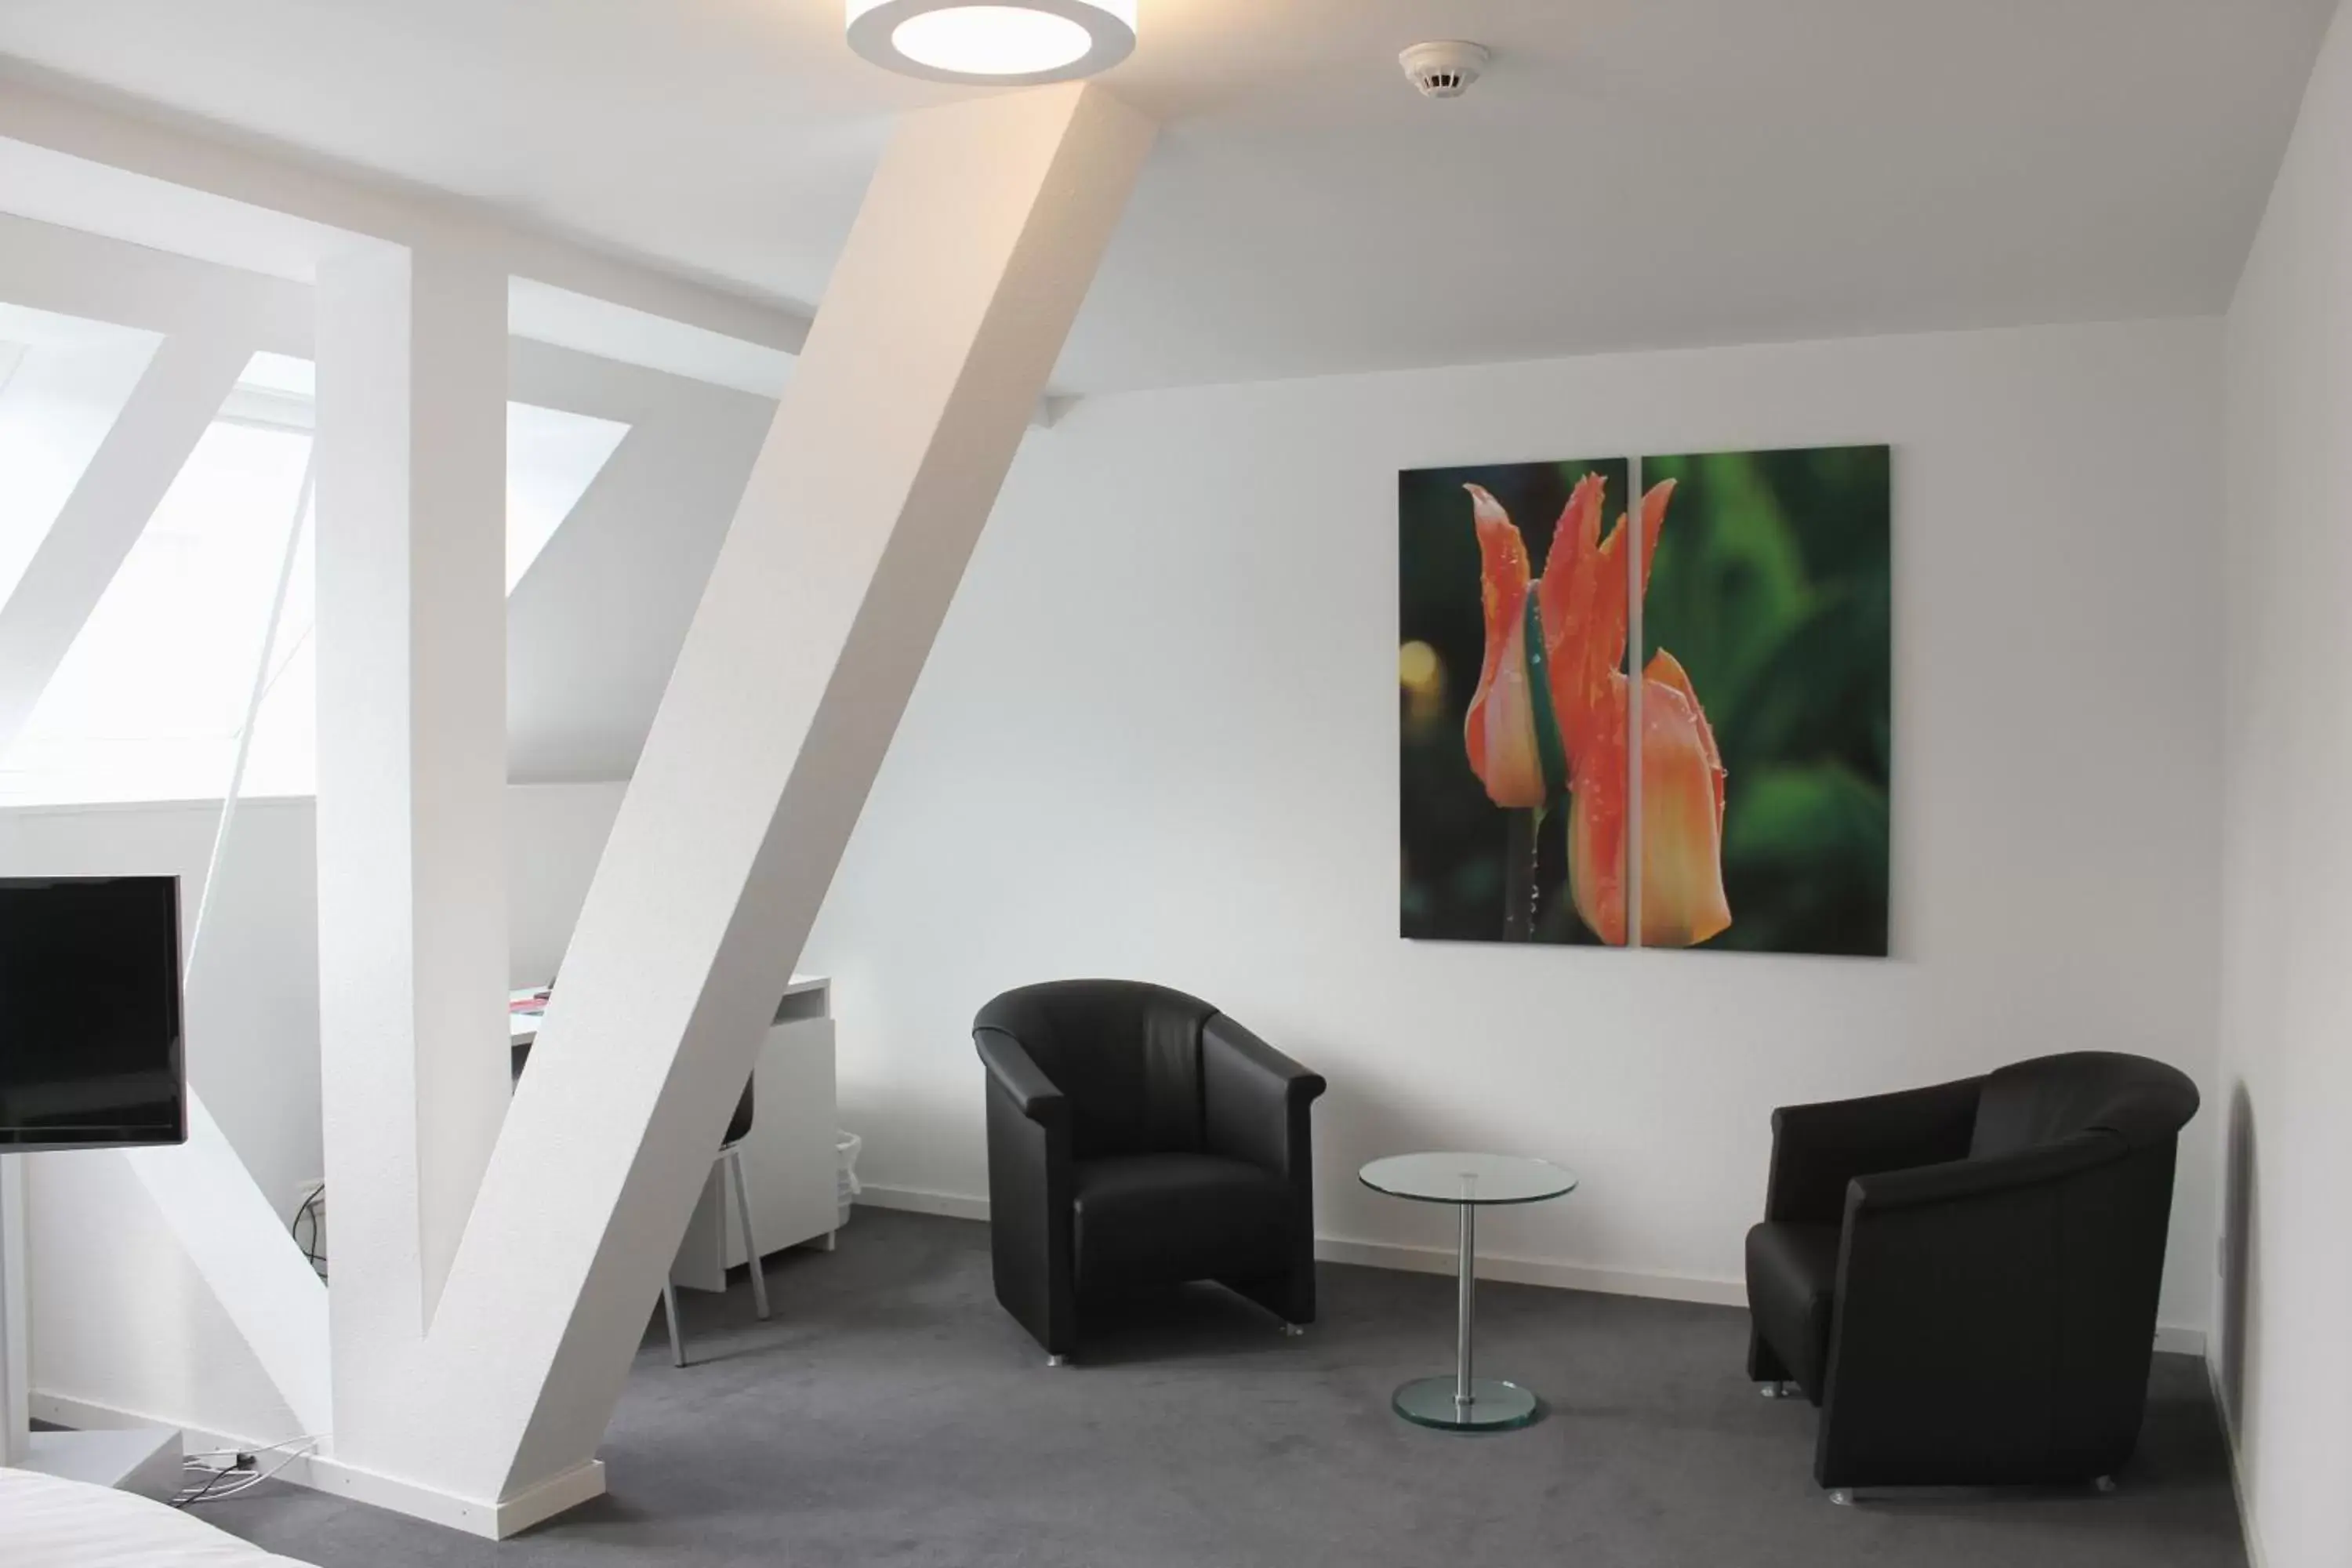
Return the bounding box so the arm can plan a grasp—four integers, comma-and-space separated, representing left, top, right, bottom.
1399, 40, 1490, 100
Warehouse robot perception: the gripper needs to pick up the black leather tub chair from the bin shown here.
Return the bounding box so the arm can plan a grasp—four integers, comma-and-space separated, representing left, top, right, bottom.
975, 981, 1326, 1362
1745, 1051, 2199, 1497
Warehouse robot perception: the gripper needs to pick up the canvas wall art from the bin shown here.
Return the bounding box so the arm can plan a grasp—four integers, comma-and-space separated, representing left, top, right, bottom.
1399, 445, 1889, 956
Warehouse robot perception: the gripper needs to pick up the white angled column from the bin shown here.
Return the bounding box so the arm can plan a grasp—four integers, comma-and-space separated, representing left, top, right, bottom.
312, 241, 510, 1459
303, 84, 1155, 1529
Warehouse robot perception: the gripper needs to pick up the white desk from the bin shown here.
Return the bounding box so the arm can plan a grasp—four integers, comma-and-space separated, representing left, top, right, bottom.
504, 973, 829, 1049
507, 977, 838, 1295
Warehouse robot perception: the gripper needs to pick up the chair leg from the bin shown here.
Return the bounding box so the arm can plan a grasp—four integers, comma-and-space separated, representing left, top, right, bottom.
662, 1282, 688, 1368
724, 1145, 770, 1321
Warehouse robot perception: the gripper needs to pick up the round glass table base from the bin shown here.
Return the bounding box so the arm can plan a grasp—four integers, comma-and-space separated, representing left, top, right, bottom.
1391, 1375, 1541, 1432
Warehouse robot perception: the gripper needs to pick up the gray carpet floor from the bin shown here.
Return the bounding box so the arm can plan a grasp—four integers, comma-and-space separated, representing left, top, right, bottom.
204, 1209, 2247, 1568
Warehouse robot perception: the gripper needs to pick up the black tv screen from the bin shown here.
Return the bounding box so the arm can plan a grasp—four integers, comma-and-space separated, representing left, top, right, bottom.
0, 877, 186, 1152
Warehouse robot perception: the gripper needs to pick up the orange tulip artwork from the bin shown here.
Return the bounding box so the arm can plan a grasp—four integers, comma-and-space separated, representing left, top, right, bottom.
1401, 446, 1889, 956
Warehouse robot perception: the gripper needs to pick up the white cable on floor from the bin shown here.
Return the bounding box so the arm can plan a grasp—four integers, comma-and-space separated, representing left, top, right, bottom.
183, 1432, 325, 1466
172, 1435, 321, 1508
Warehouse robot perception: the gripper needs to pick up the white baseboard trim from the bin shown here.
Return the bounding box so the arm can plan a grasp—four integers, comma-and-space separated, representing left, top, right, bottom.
855, 1187, 2212, 1352
299, 1452, 605, 1540
856, 1184, 992, 1223
1311, 1232, 1749, 1305
28, 1389, 604, 1540
2205, 1354, 2267, 1568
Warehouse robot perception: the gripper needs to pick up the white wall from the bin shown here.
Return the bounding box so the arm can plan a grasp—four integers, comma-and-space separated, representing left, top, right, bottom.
1, 782, 625, 1437
806, 316, 2230, 1331
2217, 4, 2352, 1564
504, 347, 771, 783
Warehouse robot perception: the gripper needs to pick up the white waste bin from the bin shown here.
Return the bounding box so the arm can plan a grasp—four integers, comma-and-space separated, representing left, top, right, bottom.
835, 1131, 862, 1230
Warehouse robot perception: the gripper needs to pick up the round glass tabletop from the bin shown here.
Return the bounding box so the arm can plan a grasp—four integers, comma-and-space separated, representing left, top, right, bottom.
1358, 1152, 1577, 1206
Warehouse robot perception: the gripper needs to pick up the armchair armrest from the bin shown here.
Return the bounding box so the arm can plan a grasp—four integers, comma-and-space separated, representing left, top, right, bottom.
1203, 1014, 1324, 1099
1847, 1132, 2119, 1214
1201, 1014, 1324, 1180
976, 1029, 1067, 1127
1763, 1075, 1981, 1225
975, 1024, 1076, 1355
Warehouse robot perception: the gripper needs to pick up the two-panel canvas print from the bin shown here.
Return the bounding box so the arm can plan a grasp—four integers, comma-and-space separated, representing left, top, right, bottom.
1399, 445, 1890, 957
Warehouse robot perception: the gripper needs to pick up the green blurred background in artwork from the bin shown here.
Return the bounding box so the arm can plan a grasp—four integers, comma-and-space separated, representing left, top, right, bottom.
1398, 458, 1628, 946
1399, 446, 1889, 956
1642, 445, 1890, 956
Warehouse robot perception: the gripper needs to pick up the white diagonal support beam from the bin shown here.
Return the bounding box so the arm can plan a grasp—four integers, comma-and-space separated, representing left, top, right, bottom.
313, 240, 510, 1460
0, 211, 310, 354
0, 75, 808, 354
0, 328, 252, 750
301, 83, 1152, 1530
120, 1094, 333, 1435
492, 78, 1150, 1500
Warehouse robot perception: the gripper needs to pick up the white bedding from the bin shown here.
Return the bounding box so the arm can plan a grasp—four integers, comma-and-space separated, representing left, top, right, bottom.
0, 1465, 317, 1566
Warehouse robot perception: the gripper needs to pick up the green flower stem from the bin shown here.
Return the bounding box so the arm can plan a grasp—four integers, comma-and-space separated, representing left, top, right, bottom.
1503, 805, 1543, 941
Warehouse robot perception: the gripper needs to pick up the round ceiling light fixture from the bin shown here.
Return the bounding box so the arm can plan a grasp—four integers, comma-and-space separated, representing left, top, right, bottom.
847, 0, 1136, 85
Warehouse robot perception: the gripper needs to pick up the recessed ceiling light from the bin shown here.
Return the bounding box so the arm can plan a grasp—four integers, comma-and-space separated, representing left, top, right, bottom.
846, 0, 1135, 85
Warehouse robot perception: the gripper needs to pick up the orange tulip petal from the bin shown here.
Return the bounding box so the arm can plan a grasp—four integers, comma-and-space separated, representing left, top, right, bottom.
1461, 485, 1548, 808
1536, 472, 1607, 670
1638, 658, 1731, 946
1635, 480, 1674, 605
1539, 474, 1632, 771
1645, 646, 1725, 829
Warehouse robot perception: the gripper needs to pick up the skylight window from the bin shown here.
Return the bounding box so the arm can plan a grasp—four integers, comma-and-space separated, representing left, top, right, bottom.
506, 401, 628, 590
0, 349, 630, 806
238, 352, 313, 397
5, 415, 311, 804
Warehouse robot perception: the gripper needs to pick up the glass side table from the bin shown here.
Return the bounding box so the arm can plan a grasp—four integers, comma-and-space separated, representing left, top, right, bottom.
1359, 1152, 1578, 1432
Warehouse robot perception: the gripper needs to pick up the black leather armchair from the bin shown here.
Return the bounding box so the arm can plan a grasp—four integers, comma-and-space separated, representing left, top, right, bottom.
1746, 1051, 2199, 1493
975, 981, 1326, 1360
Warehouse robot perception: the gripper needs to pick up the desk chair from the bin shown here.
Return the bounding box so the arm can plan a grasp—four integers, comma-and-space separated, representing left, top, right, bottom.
660, 1078, 769, 1367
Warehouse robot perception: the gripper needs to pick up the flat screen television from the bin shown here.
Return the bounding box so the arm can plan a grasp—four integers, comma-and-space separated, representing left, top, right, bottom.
0, 876, 186, 1153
